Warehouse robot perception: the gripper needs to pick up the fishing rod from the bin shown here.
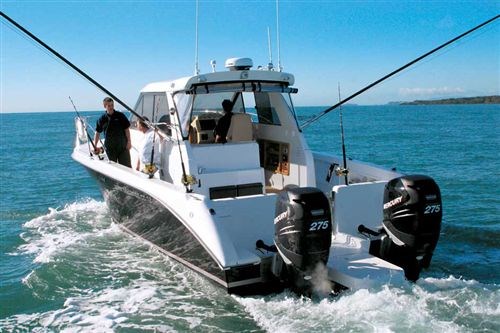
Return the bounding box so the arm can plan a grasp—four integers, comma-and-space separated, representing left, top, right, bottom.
0, 11, 159, 133
69, 96, 105, 160
337, 83, 349, 185
2, 11, 197, 191
145, 99, 161, 179
146, 129, 158, 179
300, 14, 500, 129
173, 122, 195, 193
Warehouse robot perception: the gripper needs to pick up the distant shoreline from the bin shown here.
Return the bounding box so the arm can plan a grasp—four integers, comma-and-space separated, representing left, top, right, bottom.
397, 95, 500, 105
2, 101, 500, 114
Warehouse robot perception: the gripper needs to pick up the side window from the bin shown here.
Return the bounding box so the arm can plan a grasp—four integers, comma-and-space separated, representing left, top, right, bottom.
231, 92, 245, 114
142, 94, 155, 120
255, 92, 281, 125
241, 92, 258, 123
154, 94, 171, 136
132, 93, 170, 135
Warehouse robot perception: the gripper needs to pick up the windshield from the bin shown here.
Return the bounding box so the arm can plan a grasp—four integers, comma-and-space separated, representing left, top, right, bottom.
173, 82, 297, 138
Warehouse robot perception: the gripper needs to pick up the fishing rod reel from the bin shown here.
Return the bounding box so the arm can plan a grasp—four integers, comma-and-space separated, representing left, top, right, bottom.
334, 166, 349, 177
325, 163, 349, 183
143, 163, 158, 178
91, 146, 105, 160
181, 174, 197, 186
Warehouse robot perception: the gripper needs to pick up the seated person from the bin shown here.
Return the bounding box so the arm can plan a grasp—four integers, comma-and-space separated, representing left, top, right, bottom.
136, 117, 161, 174
213, 99, 233, 143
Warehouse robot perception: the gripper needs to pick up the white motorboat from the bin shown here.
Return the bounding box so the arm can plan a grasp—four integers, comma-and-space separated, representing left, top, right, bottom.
72, 57, 442, 295
5, 9, 496, 297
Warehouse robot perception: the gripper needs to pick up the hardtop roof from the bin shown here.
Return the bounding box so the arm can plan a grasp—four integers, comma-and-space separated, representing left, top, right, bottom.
140, 70, 295, 94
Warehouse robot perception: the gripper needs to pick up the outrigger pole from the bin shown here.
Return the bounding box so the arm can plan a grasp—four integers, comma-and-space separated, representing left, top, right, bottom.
0, 11, 152, 128
300, 14, 500, 129
1, 11, 194, 191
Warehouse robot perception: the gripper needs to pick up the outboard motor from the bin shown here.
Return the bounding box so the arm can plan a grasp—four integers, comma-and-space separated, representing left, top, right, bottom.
380, 175, 442, 281
273, 187, 332, 294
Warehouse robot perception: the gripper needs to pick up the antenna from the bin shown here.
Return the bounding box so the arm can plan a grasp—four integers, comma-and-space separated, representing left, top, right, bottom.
276, 0, 282, 71
194, 0, 200, 75
267, 27, 274, 70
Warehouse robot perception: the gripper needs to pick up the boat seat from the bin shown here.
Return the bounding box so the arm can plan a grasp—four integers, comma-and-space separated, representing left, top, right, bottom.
265, 186, 282, 194
226, 113, 253, 142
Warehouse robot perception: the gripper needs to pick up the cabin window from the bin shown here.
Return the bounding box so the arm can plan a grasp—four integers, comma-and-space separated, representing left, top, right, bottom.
242, 92, 287, 126
254, 92, 281, 125
173, 93, 194, 137
132, 93, 170, 135
193, 92, 235, 114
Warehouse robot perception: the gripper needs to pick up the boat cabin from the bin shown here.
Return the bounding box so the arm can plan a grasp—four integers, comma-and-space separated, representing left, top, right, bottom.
129, 58, 316, 198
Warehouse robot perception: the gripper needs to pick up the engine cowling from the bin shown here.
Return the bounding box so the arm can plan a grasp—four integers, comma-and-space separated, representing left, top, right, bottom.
274, 187, 332, 293
380, 175, 442, 280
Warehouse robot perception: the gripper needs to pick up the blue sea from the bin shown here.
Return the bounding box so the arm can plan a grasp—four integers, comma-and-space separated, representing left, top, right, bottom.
0, 105, 498, 332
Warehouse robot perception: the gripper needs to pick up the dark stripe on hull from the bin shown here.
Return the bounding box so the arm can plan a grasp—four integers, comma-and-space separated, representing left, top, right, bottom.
84, 167, 284, 294
86, 168, 226, 283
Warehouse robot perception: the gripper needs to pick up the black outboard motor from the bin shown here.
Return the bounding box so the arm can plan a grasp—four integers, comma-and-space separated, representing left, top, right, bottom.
380, 175, 442, 281
274, 187, 332, 294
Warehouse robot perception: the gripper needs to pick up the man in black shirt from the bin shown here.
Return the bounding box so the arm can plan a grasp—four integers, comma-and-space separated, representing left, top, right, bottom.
93, 97, 132, 167
214, 99, 233, 143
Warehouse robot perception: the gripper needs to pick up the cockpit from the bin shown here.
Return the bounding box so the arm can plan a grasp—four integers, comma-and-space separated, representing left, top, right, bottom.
173, 82, 299, 144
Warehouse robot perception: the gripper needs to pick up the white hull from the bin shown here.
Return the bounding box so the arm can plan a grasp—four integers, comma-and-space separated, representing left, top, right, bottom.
72, 58, 441, 294
73, 138, 408, 293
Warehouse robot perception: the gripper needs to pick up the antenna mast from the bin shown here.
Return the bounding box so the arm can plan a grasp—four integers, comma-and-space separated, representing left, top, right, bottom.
194, 0, 200, 75
267, 27, 274, 70
276, 0, 282, 71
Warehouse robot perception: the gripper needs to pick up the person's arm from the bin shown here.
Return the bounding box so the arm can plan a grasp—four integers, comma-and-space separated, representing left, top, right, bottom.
94, 116, 104, 154
214, 119, 221, 142
93, 132, 101, 154
125, 128, 131, 150
136, 157, 140, 171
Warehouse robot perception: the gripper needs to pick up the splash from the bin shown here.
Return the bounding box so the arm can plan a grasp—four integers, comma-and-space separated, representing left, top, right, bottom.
235, 276, 500, 332
2, 198, 259, 331
2, 245, 257, 332
13, 199, 111, 263
310, 262, 333, 297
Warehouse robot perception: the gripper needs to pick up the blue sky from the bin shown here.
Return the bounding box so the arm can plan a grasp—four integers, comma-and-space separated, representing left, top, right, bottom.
1, 1, 498, 113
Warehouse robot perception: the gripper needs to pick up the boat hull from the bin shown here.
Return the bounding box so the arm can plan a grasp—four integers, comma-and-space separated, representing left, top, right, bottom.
84, 167, 281, 294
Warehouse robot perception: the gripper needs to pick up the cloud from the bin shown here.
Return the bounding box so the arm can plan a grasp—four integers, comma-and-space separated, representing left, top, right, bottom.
398, 86, 465, 97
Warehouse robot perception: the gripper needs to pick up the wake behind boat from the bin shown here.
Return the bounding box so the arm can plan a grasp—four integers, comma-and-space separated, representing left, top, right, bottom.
72, 57, 442, 295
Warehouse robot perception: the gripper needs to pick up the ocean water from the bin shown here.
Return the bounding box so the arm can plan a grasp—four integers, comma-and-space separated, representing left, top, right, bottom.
0, 105, 498, 332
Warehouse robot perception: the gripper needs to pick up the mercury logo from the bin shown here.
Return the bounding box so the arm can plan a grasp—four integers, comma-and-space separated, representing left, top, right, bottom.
274, 211, 288, 224
383, 196, 404, 209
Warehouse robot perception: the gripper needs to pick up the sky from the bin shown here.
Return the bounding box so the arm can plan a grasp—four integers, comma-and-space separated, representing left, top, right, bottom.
0, 0, 499, 113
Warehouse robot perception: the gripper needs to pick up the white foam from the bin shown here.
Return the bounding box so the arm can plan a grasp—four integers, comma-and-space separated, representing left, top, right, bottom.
15, 199, 112, 263
2, 271, 499, 332
2, 217, 240, 332
4, 276, 224, 332
234, 278, 499, 332
4, 200, 499, 332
